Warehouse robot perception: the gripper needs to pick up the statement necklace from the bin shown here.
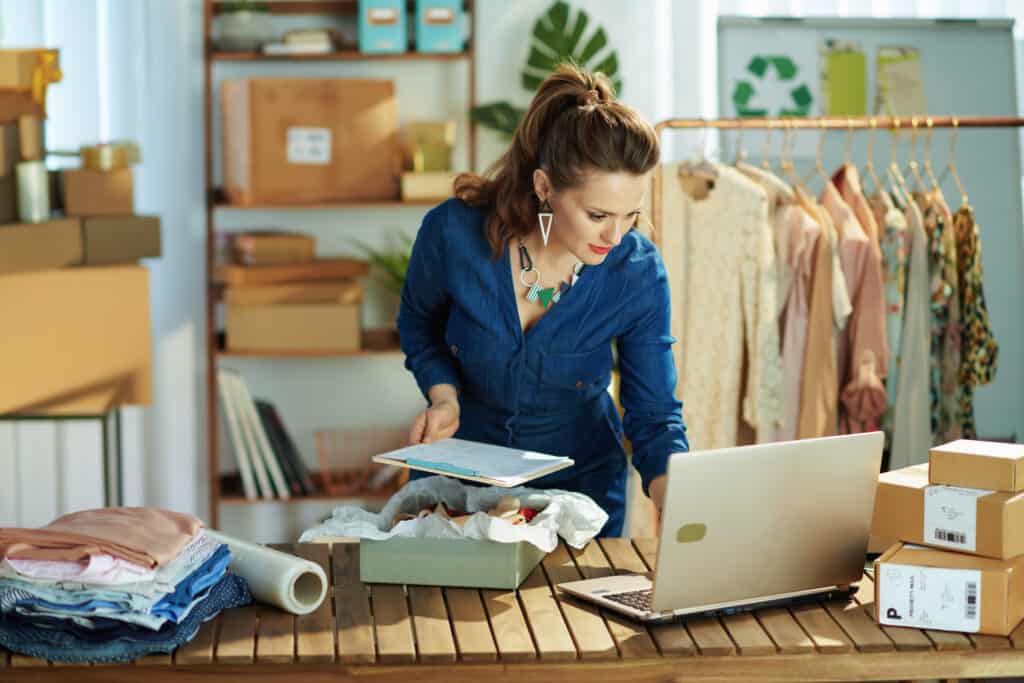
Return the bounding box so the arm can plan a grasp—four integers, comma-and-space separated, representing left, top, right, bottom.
517, 240, 584, 310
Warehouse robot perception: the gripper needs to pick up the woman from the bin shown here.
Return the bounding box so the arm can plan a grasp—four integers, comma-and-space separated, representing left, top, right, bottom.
397, 64, 688, 536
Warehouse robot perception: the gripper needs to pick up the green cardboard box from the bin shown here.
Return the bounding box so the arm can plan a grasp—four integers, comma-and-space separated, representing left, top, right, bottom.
359, 537, 547, 589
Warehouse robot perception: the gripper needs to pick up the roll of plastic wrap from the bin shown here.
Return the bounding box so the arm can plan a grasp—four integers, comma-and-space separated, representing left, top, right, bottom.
206, 530, 327, 615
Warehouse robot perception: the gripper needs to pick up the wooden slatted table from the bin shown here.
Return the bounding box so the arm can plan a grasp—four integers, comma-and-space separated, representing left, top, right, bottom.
2, 539, 1023, 682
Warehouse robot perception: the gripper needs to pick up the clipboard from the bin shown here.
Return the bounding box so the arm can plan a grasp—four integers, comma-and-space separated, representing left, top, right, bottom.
372, 438, 574, 488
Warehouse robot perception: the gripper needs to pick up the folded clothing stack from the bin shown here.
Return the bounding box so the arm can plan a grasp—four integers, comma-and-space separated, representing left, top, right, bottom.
0, 507, 252, 663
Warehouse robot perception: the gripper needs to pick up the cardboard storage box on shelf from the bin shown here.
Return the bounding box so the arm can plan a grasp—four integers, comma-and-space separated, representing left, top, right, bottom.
62, 167, 134, 216
358, 0, 408, 54
221, 78, 399, 205
401, 171, 455, 201
930, 440, 1024, 493
0, 91, 45, 125
231, 231, 315, 266
875, 543, 1024, 636
0, 48, 60, 91
0, 218, 82, 276
360, 537, 546, 589
12, 384, 122, 417
225, 281, 362, 306
215, 258, 369, 286
0, 265, 152, 414
81, 215, 162, 265
869, 464, 1024, 560
226, 301, 361, 353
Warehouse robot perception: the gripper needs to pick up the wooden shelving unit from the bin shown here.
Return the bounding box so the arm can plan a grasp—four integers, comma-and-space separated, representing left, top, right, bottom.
203, 0, 476, 525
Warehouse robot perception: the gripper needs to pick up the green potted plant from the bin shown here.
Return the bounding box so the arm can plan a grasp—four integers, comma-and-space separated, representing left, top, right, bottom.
352, 233, 415, 297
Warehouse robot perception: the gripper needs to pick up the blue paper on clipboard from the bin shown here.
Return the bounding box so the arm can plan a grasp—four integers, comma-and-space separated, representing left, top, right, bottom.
373, 438, 574, 487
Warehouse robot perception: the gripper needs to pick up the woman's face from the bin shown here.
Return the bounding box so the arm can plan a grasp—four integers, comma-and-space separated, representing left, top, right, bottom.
536, 168, 650, 267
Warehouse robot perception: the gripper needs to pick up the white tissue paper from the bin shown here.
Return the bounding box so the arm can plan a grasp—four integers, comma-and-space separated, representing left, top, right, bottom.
299, 476, 608, 552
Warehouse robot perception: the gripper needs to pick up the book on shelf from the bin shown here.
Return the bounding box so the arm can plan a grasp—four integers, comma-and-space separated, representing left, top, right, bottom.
217, 368, 292, 500
256, 399, 316, 496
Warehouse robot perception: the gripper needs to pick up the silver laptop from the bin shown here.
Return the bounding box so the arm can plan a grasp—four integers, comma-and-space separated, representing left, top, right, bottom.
559, 433, 884, 623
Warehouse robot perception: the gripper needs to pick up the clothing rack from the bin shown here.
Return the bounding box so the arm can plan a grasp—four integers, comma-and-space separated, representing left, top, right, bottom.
650, 114, 1024, 245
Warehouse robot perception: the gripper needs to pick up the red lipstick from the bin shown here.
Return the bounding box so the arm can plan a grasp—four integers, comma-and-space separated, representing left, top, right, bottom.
589, 244, 611, 255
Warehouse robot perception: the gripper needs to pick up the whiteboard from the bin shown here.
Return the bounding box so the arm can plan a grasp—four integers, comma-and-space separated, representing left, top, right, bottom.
717, 17, 1023, 442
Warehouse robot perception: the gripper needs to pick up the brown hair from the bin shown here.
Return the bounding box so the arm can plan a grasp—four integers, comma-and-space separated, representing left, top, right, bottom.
455, 63, 660, 258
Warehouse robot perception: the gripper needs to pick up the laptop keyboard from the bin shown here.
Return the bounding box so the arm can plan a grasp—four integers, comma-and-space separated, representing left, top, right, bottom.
604, 588, 652, 612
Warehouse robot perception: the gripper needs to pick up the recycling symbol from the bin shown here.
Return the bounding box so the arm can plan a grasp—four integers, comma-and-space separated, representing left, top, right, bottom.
732, 55, 813, 118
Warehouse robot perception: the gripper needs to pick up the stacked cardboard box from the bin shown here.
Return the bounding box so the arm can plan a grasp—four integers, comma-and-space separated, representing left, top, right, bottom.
0, 49, 157, 417
221, 231, 368, 353
871, 440, 1024, 635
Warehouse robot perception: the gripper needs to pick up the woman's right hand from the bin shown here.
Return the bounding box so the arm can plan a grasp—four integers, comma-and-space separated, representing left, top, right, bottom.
409, 398, 461, 444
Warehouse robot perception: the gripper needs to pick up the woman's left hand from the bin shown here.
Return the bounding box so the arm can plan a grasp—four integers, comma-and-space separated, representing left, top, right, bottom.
648, 474, 667, 522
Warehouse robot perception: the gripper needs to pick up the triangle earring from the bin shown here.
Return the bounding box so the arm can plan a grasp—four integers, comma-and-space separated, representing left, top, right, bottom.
537, 199, 553, 247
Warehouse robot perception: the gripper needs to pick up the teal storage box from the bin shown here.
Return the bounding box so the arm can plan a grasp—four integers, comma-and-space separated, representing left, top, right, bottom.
414, 0, 463, 54
359, 0, 407, 54
360, 537, 546, 589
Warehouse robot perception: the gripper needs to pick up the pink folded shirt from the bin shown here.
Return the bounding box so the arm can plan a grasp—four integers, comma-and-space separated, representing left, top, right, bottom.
0, 507, 202, 569
4, 554, 156, 585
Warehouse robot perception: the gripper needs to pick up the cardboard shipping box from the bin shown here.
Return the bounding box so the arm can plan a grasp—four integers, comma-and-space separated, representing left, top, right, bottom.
0, 91, 45, 126
931, 439, 1024, 493
81, 215, 162, 265
62, 167, 134, 216
0, 265, 152, 414
221, 78, 399, 205
0, 218, 82, 276
875, 543, 1024, 636
226, 302, 360, 353
231, 231, 315, 266
870, 464, 1024, 560
225, 281, 362, 306
215, 258, 369, 287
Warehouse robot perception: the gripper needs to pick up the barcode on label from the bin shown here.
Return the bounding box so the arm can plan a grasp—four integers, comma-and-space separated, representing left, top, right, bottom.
935, 528, 967, 545
966, 582, 978, 620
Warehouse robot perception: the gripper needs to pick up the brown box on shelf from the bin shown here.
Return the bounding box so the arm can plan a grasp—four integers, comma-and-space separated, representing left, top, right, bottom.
231, 231, 315, 266
875, 543, 1024, 636
869, 464, 1024, 560
0, 217, 82, 276
930, 439, 1024, 493
12, 384, 122, 417
0, 265, 152, 414
215, 257, 369, 286
62, 167, 134, 216
225, 281, 362, 306
221, 78, 399, 205
81, 215, 162, 265
0, 92, 45, 125
226, 302, 361, 353
400, 171, 455, 201
0, 123, 18, 176
0, 49, 59, 91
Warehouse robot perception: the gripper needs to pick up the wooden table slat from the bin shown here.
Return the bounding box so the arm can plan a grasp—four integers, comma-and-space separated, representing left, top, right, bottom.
445, 588, 498, 662
292, 543, 336, 663
925, 629, 975, 651
49, 660, 80, 667
719, 612, 776, 656
408, 586, 457, 663
755, 607, 815, 654
516, 565, 578, 661
790, 603, 854, 653
9, 654, 48, 667
822, 580, 895, 653
541, 543, 618, 660
1010, 617, 1024, 648
685, 617, 737, 656
257, 608, 296, 663
0, 645, 7, 668
134, 653, 173, 667
216, 604, 259, 663
630, 538, 697, 657
482, 589, 536, 661
175, 615, 218, 665
576, 541, 659, 659
332, 543, 376, 664
971, 634, 1012, 650
858, 570, 934, 652
370, 584, 417, 664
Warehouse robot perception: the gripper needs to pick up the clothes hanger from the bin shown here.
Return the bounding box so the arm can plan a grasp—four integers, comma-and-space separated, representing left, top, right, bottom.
761, 121, 775, 172
887, 118, 911, 196
779, 120, 805, 191
905, 116, 928, 193
862, 117, 885, 197
678, 120, 718, 182
734, 125, 746, 165
844, 118, 853, 168
812, 117, 831, 190
922, 117, 942, 192
946, 116, 970, 208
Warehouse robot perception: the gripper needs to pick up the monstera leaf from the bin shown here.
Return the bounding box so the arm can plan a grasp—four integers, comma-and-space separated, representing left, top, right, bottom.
470, 1, 623, 138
